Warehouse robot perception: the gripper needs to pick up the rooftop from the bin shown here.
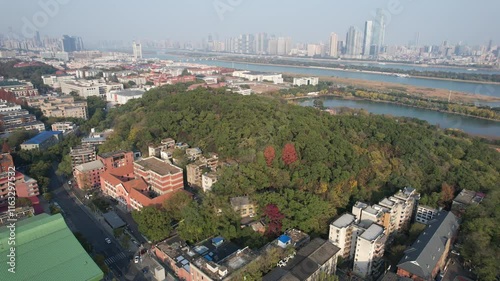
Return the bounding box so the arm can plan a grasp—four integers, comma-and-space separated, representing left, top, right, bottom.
263, 238, 340, 281
397, 211, 459, 280
22, 131, 62, 145
331, 213, 356, 228
110, 89, 145, 97
453, 189, 484, 205
99, 150, 129, 159
135, 157, 182, 175
230, 196, 250, 207
0, 213, 103, 281
75, 160, 104, 172
360, 223, 384, 241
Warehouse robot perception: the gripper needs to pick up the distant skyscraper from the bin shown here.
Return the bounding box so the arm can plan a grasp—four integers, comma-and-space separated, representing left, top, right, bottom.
415, 32, 420, 47
35, 31, 41, 46
487, 39, 493, 52
276, 37, 291, 56
362, 21, 373, 57
61, 35, 84, 52
346, 26, 362, 58
329, 33, 338, 57
371, 8, 386, 56
255, 33, 268, 54
133, 41, 142, 60
268, 37, 278, 55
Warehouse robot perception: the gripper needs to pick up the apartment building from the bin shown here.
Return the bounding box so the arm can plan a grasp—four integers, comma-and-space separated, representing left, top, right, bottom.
329, 213, 360, 259
27, 96, 88, 120
73, 160, 105, 189
378, 187, 419, 234
134, 157, 184, 195
353, 224, 386, 279
0, 154, 39, 207
98, 150, 135, 177
0, 80, 38, 97
0, 102, 44, 133
70, 145, 97, 170
201, 172, 217, 192
415, 205, 438, 224
51, 122, 77, 134
187, 161, 206, 188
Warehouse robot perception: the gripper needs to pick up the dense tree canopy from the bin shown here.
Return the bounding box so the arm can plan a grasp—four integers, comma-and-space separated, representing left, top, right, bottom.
100, 86, 499, 274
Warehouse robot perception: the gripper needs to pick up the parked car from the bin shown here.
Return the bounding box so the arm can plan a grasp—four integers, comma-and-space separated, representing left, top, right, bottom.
451, 250, 460, 255
134, 256, 139, 263
105, 238, 111, 244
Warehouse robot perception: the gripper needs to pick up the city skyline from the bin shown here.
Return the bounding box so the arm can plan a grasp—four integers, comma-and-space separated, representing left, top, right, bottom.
0, 0, 499, 46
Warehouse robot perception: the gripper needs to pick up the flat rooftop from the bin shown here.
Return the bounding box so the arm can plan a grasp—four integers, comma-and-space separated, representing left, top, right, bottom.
75, 160, 104, 172
331, 213, 356, 228
110, 89, 145, 97
135, 157, 182, 175
360, 223, 384, 241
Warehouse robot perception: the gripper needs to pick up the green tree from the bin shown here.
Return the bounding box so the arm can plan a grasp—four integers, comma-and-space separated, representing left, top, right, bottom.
132, 206, 173, 242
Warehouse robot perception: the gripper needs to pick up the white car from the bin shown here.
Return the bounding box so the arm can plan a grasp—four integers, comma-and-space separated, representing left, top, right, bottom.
134, 256, 140, 263
105, 238, 111, 244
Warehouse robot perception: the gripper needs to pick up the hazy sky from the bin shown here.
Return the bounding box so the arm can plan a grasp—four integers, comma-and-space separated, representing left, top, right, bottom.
2, 0, 499, 46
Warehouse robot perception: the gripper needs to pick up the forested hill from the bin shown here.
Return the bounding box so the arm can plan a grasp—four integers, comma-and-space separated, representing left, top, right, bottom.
100, 85, 499, 206
101, 86, 499, 278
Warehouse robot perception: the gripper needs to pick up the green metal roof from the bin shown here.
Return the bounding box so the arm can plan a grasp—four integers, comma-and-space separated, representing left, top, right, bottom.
0, 213, 104, 281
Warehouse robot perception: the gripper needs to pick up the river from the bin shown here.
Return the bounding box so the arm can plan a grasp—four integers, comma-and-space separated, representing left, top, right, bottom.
299, 98, 500, 137
146, 54, 500, 99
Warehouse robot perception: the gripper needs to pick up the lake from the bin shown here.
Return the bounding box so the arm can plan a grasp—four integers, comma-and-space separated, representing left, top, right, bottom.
299, 98, 500, 137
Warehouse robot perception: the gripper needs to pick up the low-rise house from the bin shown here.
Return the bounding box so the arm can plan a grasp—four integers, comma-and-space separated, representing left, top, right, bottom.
451, 189, 485, 216
20, 131, 63, 151
230, 196, 256, 218
263, 238, 341, 281
154, 235, 257, 281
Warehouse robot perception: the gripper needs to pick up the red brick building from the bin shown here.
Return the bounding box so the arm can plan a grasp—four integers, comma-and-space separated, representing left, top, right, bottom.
0, 153, 39, 207
98, 150, 135, 176
100, 156, 185, 211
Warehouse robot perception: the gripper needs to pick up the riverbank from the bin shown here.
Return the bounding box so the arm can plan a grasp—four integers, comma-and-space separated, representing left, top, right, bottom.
217, 58, 500, 85
286, 94, 500, 123
281, 72, 500, 104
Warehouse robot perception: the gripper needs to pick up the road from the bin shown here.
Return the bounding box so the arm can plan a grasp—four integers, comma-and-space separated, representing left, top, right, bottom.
48, 164, 146, 280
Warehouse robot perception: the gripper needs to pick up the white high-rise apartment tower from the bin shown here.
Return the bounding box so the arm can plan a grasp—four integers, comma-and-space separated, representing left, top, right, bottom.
329, 33, 338, 57
133, 41, 142, 60
363, 21, 373, 57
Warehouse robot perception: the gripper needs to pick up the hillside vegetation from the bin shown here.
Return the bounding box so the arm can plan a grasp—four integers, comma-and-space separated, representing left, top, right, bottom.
100, 85, 499, 279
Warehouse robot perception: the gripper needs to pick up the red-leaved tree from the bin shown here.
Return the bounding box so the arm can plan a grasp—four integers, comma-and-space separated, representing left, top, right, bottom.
282, 143, 298, 165
264, 204, 285, 237
264, 146, 275, 167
